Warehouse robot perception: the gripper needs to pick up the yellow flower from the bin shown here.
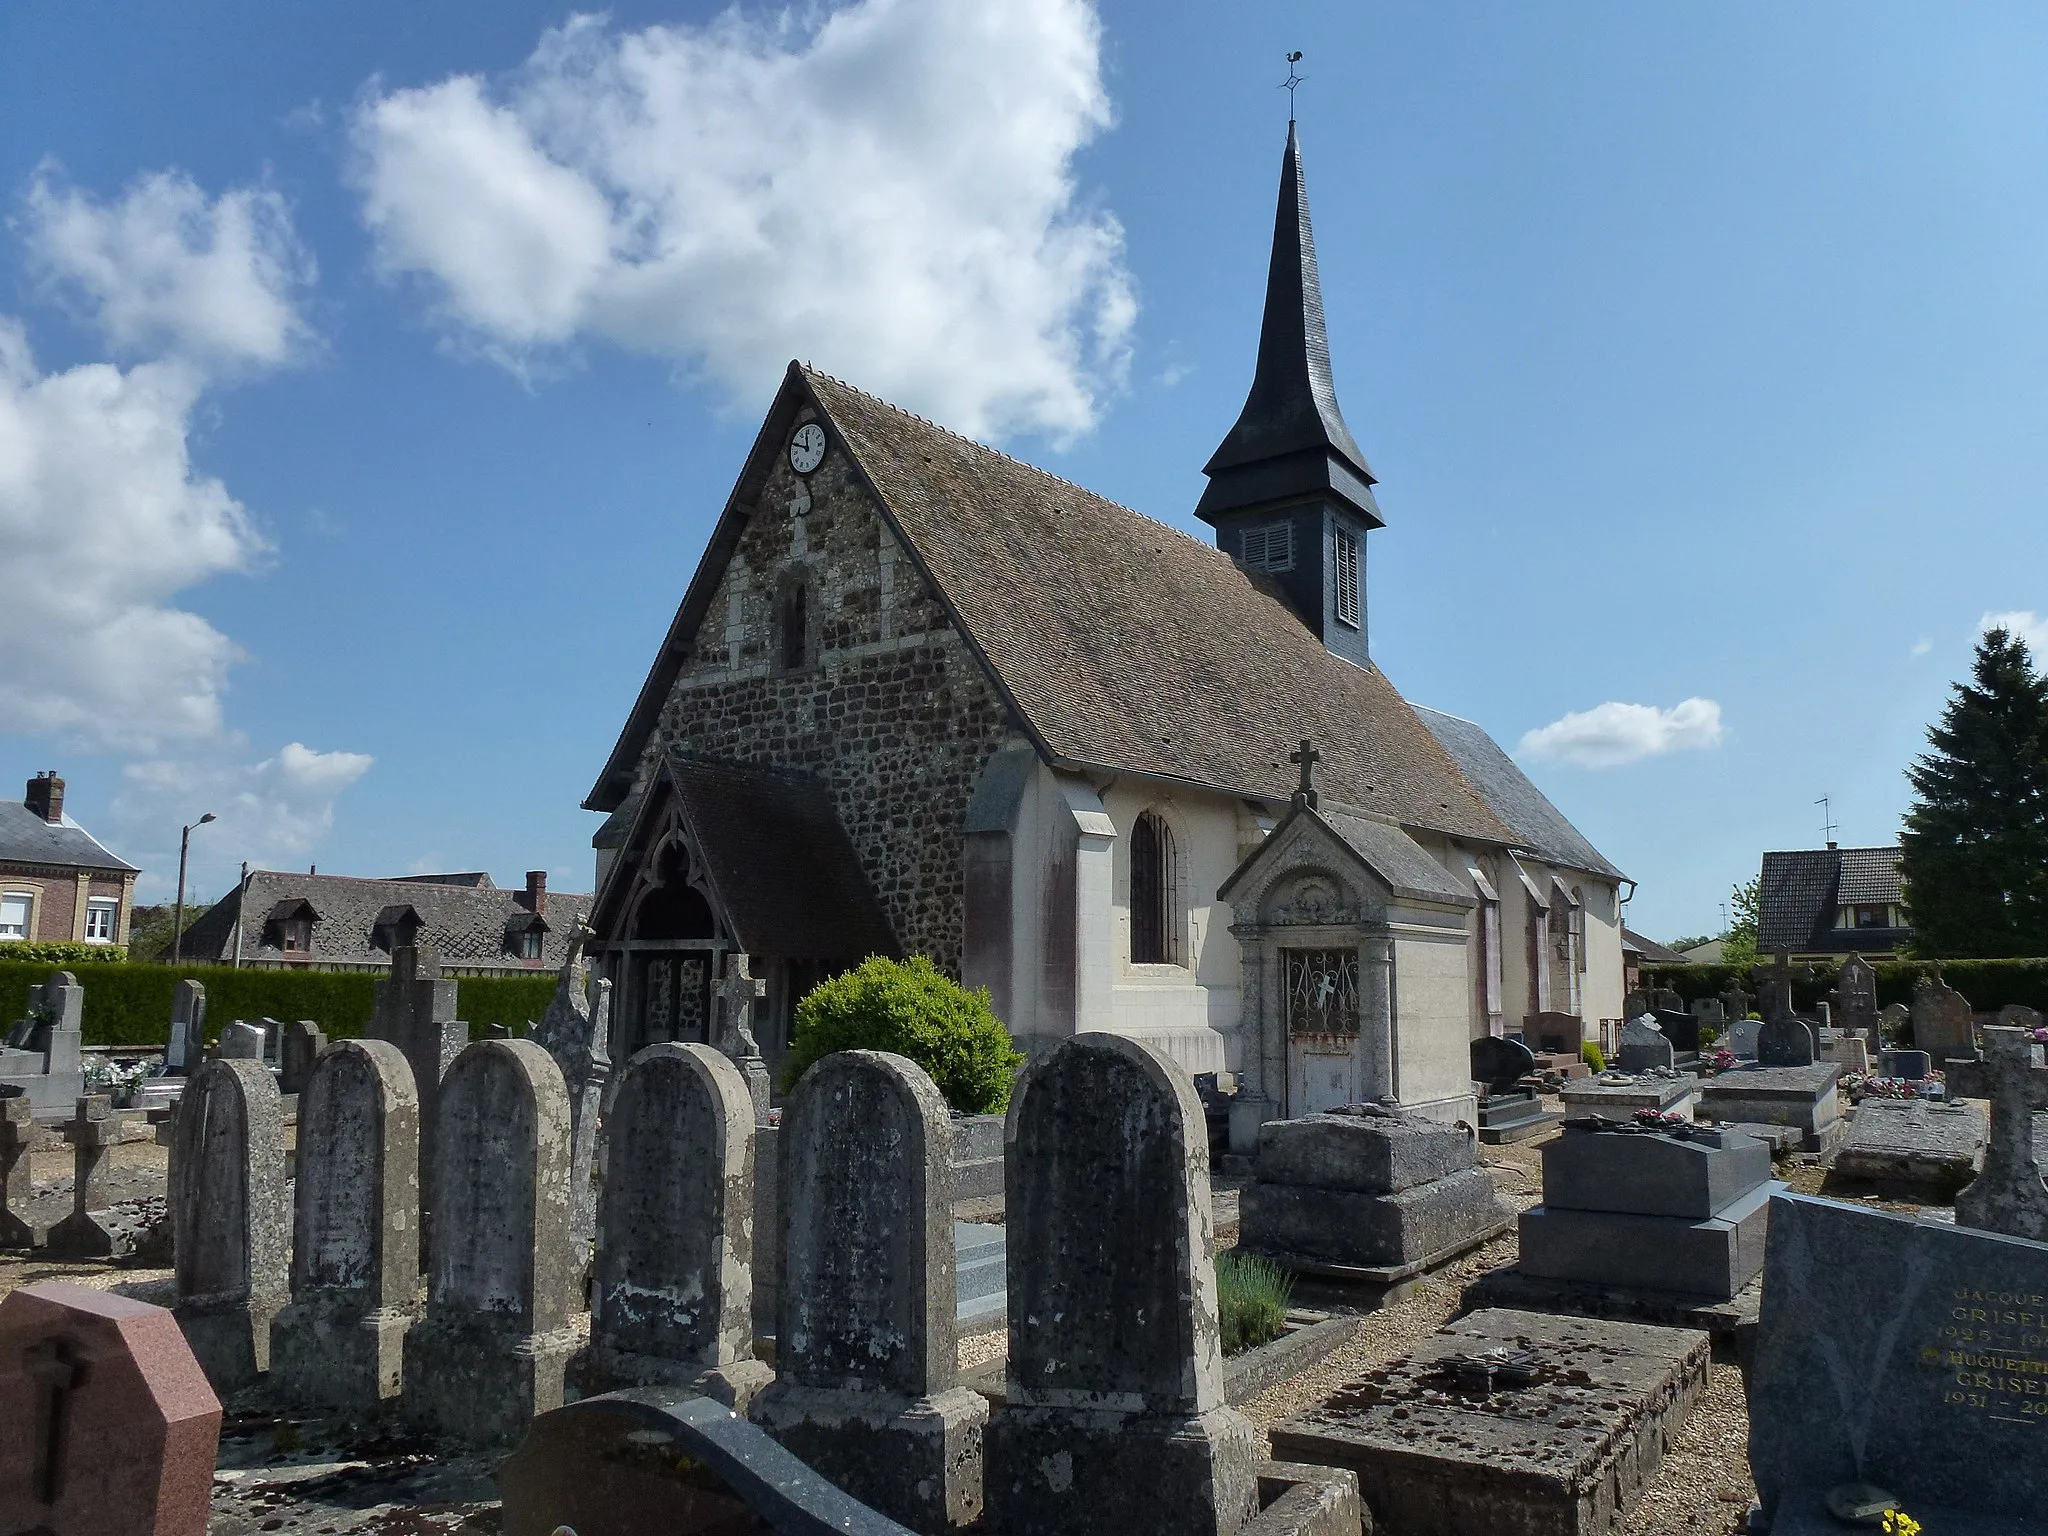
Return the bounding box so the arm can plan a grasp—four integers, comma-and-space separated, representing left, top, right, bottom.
1881, 1511, 1921, 1536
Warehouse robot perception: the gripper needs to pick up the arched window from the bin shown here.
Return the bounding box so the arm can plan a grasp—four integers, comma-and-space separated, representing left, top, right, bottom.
779, 582, 808, 670
1131, 811, 1176, 965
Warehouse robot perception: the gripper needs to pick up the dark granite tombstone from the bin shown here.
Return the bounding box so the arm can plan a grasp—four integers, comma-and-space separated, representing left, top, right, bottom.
1881, 1048, 1932, 1082
1726, 1017, 1761, 1060
1617, 1018, 1675, 1074
1471, 1035, 1535, 1091
1653, 1009, 1701, 1056
1756, 1016, 1816, 1068
1749, 1193, 2048, 1535
1468, 1036, 1556, 1142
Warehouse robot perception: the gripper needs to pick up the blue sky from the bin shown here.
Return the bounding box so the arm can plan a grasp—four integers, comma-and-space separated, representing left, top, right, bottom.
3, 1, 2045, 941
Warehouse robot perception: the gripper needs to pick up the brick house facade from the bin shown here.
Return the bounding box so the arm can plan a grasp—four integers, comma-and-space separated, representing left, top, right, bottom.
0, 773, 139, 947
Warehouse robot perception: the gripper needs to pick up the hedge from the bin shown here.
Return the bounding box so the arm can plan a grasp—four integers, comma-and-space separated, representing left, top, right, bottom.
0, 961, 560, 1048
1641, 958, 2048, 1014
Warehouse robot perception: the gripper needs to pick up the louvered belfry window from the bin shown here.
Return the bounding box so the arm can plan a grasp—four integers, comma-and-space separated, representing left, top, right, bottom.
1334, 526, 1360, 628
1239, 521, 1294, 573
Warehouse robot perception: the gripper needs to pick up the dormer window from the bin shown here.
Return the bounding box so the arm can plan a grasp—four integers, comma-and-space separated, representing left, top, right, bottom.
282, 919, 311, 953
1239, 522, 1294, 573
519, 928, 543, 960
372, 903, 425, 953
1333, 526, 1360, 628
266, 898, 320, 956
506, 911, 550, 961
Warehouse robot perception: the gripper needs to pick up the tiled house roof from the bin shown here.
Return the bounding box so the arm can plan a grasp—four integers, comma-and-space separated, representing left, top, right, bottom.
1758, 846, 1909, 953
589, 364, 1519, 854
171, 870, 593, 973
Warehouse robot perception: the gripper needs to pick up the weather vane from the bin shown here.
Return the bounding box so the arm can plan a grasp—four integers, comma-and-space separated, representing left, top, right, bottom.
1281, 51, 1305, 122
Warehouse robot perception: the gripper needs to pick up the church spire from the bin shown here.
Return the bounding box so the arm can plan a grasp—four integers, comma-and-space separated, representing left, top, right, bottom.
1197, 121, 1380, 529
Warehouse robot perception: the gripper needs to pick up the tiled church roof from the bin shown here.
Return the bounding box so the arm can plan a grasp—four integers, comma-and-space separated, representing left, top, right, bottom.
1413, 706, 1624, 880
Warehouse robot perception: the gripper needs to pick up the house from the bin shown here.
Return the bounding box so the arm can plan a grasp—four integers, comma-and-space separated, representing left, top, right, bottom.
1621, 927, 1687, 996
585, 122, 1628, 1146
1758, 844, 1910, 962
172, 869, 593, 976
0, 772, 138, 948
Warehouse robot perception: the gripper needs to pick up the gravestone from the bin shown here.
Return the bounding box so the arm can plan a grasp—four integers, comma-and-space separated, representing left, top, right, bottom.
1654, 1008, 1702, 1057
271, 1038, 421, 1414
578, 1042, 772, 1410
1720, 983, 1752, 1028
1912, 973, 1976, 1060
986, 1032, 1258, 1536
1526, 1010, 1584, 1056
214, 1021, 266, 1061
1726, 1017, 1761, 1060
1471, 1035, 1534, 1090
1837, 954, 1880, 1039
0, 1281, 221, 1536
0, 970, 85, 1113
46, 1095, 128, 1258
1240, 1105, 1511, 1276
1271, 1308, 1710, 1536
402, 1038, 577, 1447
1878, 1000, 1911, 1044
501, 1388, 924, 1536
1819, 1032, 1870, 1074
1698, 1062, 1845, 1154
1833, 1099, 1986, 1195
751, 1050, 985, 1533
1650, 984, 1684, 1015
368, 944, 469, 1229
1558, 1072, 1694, 1121
1690, 997, 1727, 1034
1519, 1123, 1779, 1299
716, 953, 775, 1125
1749, 1193, 2048, 1533
164, 980, 206, 1075
1754, 951, 1802, 1023
278, 1020, 326, 1096
1616, 1018, 1675, 1074
169, 1058, 288, 1392
527, 926, 612, 1256
1812, 1001, 1832, 1034
0, 1091, 32, 1249
1756, 1015, 1816, 1068
1469, 1035, 1558, 1143
1956, 1016, 2048, 1243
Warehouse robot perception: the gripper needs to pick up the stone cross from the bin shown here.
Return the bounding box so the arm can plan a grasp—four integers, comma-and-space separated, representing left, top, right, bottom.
1836, 954, 1879, 1037
986, 1032, 1258, 1536
578, 1042, 772, 1412
46, 1096, 125, 1259
165, 980, 206, 1075
750, 1049, 986, 1532
1720, 982, 1752, 1025
1289, 738, 1320, 810
1756, 1015, 1817, 1068
271, 1039, 421, 1415
0, 1092, 34, 1250
528, 926, 613, 1257
368, 944, 467, 1238
1752, 951, 1800, 1024
401, 1039, 577, 1448
170, 1058, 289, 1393
716, 955, 766, 1060
1955, 1012, 2048, 1243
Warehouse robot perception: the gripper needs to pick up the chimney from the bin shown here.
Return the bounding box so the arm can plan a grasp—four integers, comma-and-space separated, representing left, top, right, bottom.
522, 871, 547, 915
24, 772, 63, 824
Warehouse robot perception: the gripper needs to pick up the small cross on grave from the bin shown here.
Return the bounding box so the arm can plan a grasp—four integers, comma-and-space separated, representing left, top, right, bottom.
716, 954, 767, 1062
1290, 739, 1321, 811
25, 1335, 83, 1503
1751, 950, 1806, 1024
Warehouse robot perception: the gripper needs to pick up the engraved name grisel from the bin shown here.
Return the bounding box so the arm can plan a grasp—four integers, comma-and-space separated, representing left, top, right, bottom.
1934, 1284, 2048, 1422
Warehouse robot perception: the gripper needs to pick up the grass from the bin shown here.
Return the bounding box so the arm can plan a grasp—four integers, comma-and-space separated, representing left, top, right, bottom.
1216, 1251, 1294, 1355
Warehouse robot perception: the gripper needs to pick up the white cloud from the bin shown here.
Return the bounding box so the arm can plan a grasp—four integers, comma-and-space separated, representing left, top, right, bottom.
1981, 610, 2048, 659
24, 167, 315, 370
1517, 698, 1725, 769
0, 322, 265, 749
351, 0, 1134, 439
1911, 637, 1933, 657
118, 743, 375, 896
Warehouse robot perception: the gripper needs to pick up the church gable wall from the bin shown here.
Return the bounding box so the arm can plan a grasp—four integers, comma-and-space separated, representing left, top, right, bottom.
640, 441, 1015, 973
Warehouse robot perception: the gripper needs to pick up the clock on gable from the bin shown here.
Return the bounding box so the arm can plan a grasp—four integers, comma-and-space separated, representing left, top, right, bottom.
788, 422, 826, 475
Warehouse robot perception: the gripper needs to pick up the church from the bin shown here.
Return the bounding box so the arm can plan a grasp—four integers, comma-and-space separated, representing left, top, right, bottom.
583, 123, 1627, 1146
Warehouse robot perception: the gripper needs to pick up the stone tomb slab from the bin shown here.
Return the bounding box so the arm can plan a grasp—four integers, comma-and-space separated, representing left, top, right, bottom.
1698, 1062, 1844, 1153
1540, 1125, 1770, 1220
1558, 1074, 1696, 1122
1270, 1307, 1709, 1536
1833, 1098, 1987, 1196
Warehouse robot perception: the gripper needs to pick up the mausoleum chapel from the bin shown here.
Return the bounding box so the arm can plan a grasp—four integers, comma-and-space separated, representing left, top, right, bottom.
584, 123, 1625, 1141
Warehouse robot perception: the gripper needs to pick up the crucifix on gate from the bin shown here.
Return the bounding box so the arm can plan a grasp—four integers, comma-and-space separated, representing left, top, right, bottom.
716, 954, 766, 1061
1290, 739, 1320, 811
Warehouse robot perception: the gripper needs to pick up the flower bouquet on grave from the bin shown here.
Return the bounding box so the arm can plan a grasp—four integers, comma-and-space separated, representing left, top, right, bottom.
1630, 1108, 1692, 1133
1707, 1047, 1738, 1075
1857, 1077, 1919, 1101
82, 1055, 147, 1108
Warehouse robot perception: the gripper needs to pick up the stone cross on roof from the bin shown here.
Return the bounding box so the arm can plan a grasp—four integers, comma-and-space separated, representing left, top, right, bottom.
1955, 1011, 2048, 1243
1290, 739, 1320, 811
716, 954, 766, 1061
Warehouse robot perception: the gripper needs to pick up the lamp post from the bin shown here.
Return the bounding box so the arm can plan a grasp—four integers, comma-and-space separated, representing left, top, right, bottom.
173, 813, 216, 965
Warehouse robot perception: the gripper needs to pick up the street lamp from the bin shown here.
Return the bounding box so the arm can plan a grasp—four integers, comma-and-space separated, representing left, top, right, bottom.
173, 813, 217, 965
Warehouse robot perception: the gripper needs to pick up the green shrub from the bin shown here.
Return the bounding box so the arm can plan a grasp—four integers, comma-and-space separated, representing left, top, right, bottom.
0, 960, 557, 1048
781, 955, 1024, 1114
1581, 1041, 1605, 1073
0, 942, 126, 965
1216, 1252, 1294, 1355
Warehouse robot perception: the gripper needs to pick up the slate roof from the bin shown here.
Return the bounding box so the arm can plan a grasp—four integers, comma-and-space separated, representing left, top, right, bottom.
1413, 706, 1625, 881
0, 800, 137, 874
1758, 846, 1908, 952
589, 364, 1520, 860
594, 753, 898, 961
171, 870, 593, 972
1622, 927, 1687, 964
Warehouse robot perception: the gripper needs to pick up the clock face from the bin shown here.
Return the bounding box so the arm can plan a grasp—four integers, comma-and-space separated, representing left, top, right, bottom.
789, 422, 826, 475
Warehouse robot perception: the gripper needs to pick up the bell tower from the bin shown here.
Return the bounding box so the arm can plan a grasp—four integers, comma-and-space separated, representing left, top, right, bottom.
1198, 122, 1381, 667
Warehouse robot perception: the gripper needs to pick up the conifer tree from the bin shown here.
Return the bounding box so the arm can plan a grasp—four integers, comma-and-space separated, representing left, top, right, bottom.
1900, 627, 2048, 956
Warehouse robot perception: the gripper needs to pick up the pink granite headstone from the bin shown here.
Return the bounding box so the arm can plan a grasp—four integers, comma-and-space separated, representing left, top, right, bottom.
0, 1280, 221, 1536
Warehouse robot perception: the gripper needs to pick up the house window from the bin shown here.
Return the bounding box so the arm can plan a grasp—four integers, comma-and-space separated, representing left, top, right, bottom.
1239, 522, 1294, 573
519, 929, 544, 960
84, 899, 118, 943
779, 582, 808, 670
0, 893, 30, 940
1850, 904, 1892, 930
1131, 811, 1177, 965
1334, 526, 1360, 628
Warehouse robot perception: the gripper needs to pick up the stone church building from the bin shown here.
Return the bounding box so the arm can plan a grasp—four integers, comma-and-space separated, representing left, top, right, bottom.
585, 124, 1625, 1144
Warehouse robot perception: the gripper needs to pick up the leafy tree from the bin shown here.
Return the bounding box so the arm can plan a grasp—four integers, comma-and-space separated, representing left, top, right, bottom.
1720, 875, 1761, 970
781, 955, 1025, 1114
1665, 934, 1716, 954
1900, 627, 2048, 957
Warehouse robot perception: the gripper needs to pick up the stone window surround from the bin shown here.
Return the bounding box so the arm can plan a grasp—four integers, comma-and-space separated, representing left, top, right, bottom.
83, 897, 119, 943
1116, 798, 1195, 978
0, 887, 33, 940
